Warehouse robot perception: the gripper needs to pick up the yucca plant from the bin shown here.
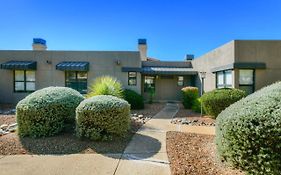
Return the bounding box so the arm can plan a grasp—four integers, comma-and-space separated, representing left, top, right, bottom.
87, 76, 123, 98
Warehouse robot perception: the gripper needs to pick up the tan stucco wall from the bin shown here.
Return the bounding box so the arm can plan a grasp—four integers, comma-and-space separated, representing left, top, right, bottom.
235, 40, 281, 90
0, 50, 141, 104
191, 41, 236, 93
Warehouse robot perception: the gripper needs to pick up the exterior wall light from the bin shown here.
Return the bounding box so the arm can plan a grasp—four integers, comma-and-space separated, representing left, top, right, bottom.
199, 71, 206, 116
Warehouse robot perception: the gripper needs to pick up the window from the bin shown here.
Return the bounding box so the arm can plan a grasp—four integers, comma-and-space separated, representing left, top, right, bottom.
14, 70, 35, 92
177, 76, 184, 86
144, 76, 155, 92
239, 69, 254, 95
216, 70, 232, 88
65, 71, 87, 94
128, 72, 137, 86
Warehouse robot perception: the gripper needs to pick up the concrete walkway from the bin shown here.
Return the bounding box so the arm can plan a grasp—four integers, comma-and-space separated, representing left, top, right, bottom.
114, 103, 179, 175
0, 103, 215, 175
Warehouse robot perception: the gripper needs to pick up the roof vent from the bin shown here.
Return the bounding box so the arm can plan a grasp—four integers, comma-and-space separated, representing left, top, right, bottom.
185, 54, 194, 61
32, 38, 47, 50
138, 39, 147, 45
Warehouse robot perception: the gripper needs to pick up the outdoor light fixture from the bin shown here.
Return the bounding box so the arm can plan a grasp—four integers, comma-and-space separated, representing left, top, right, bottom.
199, 71, 206, 116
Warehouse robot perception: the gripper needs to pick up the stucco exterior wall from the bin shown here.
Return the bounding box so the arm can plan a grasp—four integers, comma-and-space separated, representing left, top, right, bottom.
191, 41, 236, 93
0, 50, 141, 104
235, 40, 281, 90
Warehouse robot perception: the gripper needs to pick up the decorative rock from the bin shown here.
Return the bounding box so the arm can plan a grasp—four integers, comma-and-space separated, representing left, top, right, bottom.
138, 114, 144, 118
0, 124, 9, 130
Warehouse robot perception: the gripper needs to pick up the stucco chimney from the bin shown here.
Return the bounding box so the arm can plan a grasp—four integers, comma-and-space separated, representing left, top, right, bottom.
32, 38, 47, 51
138, 39, 147, 61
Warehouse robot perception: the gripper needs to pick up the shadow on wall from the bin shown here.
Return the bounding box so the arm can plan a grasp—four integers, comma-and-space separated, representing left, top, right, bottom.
19, 133, 161, 160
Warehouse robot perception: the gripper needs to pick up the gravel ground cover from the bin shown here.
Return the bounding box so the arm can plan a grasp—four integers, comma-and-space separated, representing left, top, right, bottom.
166, 131, 244, 175
0, 103, 165, 155
172, 104, 216, 126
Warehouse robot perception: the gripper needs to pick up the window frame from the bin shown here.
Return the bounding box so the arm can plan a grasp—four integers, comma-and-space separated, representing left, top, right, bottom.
65, 71, 88, 94
216, 70, 233, 88
14, 70, 36, 93
239, 69, 255, 94
177, 76, 184, 86
144, 76, 156, 93
128, 71, 137, 86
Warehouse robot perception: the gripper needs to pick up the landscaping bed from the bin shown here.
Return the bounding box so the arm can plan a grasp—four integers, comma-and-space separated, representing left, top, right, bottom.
0, 103, 164, 155
166, 131, 244, 175
171, 104, 216, 126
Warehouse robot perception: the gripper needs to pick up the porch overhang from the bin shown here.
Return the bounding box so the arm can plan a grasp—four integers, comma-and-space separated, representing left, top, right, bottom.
0, 60, 37, 70
211, 62, 266, 73
141, 67, 197, 75
56, 61, 89, 71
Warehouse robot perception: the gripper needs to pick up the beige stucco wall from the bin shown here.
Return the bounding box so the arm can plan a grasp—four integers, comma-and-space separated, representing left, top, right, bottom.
191, 41, 236, 93
235, 40, 281, 90
0, 50, 141, 104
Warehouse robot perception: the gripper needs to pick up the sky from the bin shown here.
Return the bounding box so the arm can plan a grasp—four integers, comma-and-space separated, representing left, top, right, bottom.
0, 0, 281, 60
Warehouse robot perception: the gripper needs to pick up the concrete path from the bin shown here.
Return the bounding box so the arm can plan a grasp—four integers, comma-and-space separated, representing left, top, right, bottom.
115, 103, 179, 175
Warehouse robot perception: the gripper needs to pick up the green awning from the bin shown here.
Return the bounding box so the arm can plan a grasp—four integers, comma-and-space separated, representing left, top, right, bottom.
0, 61, 37, 70
56, 61, 89, 71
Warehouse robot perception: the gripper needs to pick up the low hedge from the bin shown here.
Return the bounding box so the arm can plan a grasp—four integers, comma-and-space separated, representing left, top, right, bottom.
216, 82, 281, 174
123, 89, 144, 109
16, 87, 84, 137
200, 88, 246, 118
76, 95, 130, 141
181, 87, 199, 109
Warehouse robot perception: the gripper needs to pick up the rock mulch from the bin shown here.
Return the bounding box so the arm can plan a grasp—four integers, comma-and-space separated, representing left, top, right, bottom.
166, 132, 244, 175
171, 104, 216, 127
0, 103, 165, 155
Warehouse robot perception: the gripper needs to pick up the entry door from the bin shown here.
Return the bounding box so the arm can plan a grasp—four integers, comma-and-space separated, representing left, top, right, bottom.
158, 76, 180, 101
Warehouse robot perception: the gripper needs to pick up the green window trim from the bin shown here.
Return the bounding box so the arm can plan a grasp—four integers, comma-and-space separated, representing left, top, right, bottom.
177, 76, 184, 86
239, 69, 255, 95
65, 71, 88, 94
144, 76, 156, 93
216, 70, 232, 88
14, 70, 36, 93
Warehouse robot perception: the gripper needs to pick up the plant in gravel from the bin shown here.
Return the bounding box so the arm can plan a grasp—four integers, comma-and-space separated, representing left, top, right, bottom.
191, 98, 204, 113
181, 86, 199, 109
200, 88, 246, 118
87, 76, 123, 98
76, 95, 130, 141
16, 87, 84, 137
123, 89, 144, 109
216, 82, 281, 175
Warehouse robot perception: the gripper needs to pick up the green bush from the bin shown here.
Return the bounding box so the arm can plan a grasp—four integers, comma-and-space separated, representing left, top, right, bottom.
123, 89, 144, 109
16, 87, 84, 137
200, 88, 246, 118
76, 95, 130, 141
181, 87, 199, 109
216, 82, 281, 175
87, 76, 123, 98
191, 98, 204, 113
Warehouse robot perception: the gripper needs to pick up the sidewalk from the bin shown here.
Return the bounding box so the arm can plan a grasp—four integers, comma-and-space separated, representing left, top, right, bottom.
114, 103, 179, 175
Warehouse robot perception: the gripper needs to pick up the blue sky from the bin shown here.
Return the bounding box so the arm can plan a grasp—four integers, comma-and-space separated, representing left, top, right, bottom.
0, 0, 281, 60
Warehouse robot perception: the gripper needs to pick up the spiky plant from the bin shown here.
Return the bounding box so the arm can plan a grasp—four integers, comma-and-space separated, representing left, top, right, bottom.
87, 76, 123, 98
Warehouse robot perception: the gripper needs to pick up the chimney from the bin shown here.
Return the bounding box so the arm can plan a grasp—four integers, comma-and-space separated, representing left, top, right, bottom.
185, 54, 194, 61
138, 39, 147, 61
32, 38, 47, 51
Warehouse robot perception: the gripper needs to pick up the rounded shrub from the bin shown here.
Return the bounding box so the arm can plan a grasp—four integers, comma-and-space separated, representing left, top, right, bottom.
76, 95, 130, 141
16, 87, 84, 137
200, 88, 246, 118
216, 82, 281, 174
123, 89, 144, 109
181, 86, 199, 109
87, 76, 123, 98
191, 98, 204, 113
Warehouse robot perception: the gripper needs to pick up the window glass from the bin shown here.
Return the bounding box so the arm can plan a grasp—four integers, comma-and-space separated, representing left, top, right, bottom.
15, 82, 25, 91
217, 72, 224, 85
26, 71, 35, 81
77, 72, 87, 80
239, 86, 254, 95
177, 76, 184, 86
15, 70, 25, 81
65, 71, 88, 94
239, 70, 254, 85
26, 82, 36, 91
225, 71, 232, 85
144, 76, 155, 92
128, 72, 137, 86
